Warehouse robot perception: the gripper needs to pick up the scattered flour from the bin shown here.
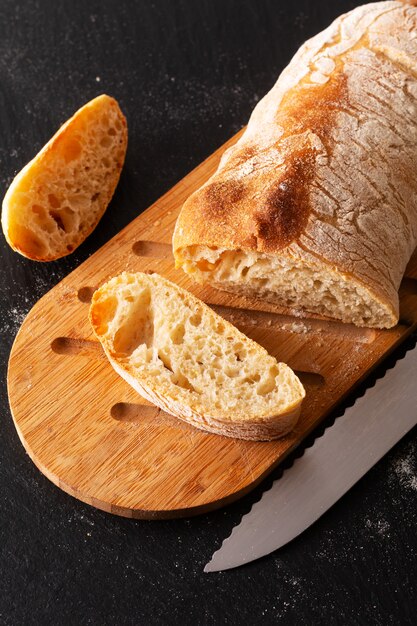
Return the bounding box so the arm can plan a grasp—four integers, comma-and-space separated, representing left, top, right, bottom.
270, 561, 309, 619
0, 269, 61, 338
0, 298, 30, 336
9, 306, 27, 328
391, 441, 417, 491
365, 517, 391, 537
280, 321, 310, 334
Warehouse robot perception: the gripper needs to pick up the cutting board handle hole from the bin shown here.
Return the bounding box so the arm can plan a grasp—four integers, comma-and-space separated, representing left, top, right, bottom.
111, 402, 163, 423
51, 336, 102, 357
77, 286, 95, 303
110, 402, 181, 428
132, 240, 172, 258
110, 403, 198, 433
295, 371, 324, 388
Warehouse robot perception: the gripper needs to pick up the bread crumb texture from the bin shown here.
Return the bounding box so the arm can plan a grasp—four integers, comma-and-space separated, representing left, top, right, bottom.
173, 2, 417, 328
1, 94, 127, 261
90, 272, 305, 440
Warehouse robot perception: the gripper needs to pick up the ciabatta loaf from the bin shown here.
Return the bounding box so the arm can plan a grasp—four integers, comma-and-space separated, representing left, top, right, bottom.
89, 272, 305, 441
2, 94, 127, 261
173, 1, 417, 328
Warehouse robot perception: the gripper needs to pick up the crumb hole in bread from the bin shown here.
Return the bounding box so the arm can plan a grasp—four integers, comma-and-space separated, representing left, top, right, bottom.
91, 192, 100, 202
158, 349, 173, 372
170, 324, 185, 344
235, 349, 247, 361
31, 204, 45, 216
67, 194, 87, 210
189, 313, 202, 327
108, 127, 116, 136
225, 367, 239, 378
323, 294, 338, 306
67, 245, 73, 252
157, 349, 197, 391
50, 210, 66, 231
171, 371, 197, 393
62, 138, 82, 162
49, 206, 75, 234
101, 156, 111, 168
112, 287, 154, 355
241, 266, 250, 277
216, 322, 225, 334
48, 193, 61, 208
257, 380, 275, 396
60, 206, 76, 231
100, 136, 112, 149
233, 342, 245, 358
242, 373, 261, 384
196, 258, 220, 272
256, 365, 278, 396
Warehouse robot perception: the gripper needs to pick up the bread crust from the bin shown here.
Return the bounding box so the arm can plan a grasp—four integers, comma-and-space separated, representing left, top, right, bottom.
173, 1, 417, 327
110, 358, 302, 441
2, 94, 127, 261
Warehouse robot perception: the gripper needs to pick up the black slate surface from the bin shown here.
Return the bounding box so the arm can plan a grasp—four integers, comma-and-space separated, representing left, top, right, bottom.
0, 1, 416, 624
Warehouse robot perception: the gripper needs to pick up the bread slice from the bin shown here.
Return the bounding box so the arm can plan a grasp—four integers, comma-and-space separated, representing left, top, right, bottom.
89, 272, 305, 441
173, 1, 417, 329
1, 94, 127, 261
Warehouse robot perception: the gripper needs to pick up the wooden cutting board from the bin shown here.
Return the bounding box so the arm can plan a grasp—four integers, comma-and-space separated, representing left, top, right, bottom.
7, 130, 417, 519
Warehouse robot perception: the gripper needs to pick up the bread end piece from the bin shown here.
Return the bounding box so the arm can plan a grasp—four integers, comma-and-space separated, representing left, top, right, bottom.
1, 94, 127, 261
89, 272, 305, 441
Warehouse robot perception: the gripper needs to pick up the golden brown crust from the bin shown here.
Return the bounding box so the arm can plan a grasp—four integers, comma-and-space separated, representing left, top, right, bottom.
173, 2, 417, 326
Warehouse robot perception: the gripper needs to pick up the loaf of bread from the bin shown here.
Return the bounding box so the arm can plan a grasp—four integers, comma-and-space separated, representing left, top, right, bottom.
1, 94, 127, 261
89, 272, 305, 441
173, 1, 417, 328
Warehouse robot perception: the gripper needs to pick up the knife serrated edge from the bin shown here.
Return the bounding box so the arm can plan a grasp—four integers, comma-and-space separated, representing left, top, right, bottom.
204, 336, 417, 572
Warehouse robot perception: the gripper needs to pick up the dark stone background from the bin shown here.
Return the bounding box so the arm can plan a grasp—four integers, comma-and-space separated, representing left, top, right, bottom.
0, 1, 416, 624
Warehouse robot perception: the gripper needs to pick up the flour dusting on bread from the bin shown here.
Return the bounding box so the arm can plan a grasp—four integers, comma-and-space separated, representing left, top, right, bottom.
173, 2, 417, 328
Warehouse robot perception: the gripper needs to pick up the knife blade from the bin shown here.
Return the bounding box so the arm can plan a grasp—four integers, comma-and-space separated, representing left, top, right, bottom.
205, 341, 417, 572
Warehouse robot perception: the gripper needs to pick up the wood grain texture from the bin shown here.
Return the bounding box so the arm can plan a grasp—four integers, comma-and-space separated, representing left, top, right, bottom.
7, 130, 417, 519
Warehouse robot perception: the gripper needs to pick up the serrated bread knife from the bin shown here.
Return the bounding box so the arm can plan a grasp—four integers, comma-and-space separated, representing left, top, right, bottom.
204, 343, 417, 572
